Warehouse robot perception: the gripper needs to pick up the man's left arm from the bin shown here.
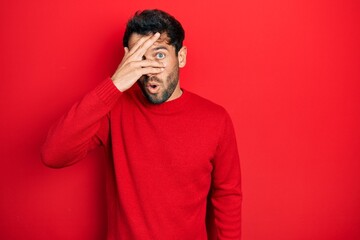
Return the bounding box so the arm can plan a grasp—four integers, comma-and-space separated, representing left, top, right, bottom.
210, 111, 242, 239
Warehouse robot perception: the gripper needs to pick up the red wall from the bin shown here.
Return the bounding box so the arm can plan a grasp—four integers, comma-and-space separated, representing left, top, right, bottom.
1, 1, 359, 239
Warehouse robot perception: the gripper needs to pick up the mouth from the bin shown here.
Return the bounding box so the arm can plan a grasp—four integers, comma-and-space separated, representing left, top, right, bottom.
146, 82, 160, 94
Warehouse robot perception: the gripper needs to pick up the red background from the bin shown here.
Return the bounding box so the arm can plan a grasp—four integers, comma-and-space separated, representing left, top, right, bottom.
1, 0, 359, 239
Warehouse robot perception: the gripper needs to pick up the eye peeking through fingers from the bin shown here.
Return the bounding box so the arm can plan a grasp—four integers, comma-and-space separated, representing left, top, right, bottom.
155, 52, 166, 60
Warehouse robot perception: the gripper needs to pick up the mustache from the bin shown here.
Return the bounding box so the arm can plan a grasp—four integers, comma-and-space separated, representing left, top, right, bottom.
142, 75, 161, 83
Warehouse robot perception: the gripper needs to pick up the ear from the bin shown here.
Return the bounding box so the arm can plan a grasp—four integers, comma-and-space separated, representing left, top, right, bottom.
177, 46, 187, 68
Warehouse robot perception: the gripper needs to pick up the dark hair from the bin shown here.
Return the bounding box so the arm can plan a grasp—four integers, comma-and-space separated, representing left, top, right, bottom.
123, 9, 185, 53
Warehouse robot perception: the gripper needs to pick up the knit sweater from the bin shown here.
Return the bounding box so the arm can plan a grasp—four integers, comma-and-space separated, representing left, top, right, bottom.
42, 78, 242, 240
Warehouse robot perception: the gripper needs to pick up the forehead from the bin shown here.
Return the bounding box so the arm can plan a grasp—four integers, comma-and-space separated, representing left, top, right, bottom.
128, 33, 173, 50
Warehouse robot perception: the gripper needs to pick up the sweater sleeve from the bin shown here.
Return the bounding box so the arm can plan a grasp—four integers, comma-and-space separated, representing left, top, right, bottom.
210, 111, 242, 239
41, 78, 122, 168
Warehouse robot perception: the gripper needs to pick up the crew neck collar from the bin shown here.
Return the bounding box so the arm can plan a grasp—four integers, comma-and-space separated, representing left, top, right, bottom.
131, 84, 189, 114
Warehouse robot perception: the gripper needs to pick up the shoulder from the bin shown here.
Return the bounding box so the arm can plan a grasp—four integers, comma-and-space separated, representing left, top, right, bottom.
184, 89, 229, 117
184, 90, 236, 145
183, 90, 234, 131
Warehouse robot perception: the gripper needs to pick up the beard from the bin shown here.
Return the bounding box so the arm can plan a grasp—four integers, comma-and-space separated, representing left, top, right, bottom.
138, 67, 179, 104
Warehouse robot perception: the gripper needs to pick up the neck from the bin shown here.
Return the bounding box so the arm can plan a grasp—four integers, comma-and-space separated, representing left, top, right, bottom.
166, 82, 182, 102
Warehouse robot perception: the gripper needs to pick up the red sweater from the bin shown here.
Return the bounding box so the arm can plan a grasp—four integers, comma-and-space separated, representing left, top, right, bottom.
42, 78, 242, 240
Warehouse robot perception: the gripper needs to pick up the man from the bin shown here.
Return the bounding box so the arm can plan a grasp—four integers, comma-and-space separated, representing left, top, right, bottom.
42, 9, 241, 240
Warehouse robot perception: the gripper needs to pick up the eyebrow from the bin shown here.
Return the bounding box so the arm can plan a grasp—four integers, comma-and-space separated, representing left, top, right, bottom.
152, 46, 169, 51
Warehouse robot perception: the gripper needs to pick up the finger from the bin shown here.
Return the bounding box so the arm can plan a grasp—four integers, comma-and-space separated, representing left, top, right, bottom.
132, 32, 161, 59
139, 67, 165, 75
127, 35, 153, 56
127, 59, 164, 70
121, 47, 130, 62
136, 59, 165, 68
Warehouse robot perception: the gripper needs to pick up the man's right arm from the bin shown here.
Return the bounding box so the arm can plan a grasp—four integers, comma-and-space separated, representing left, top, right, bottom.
41, 78, 121, 168
41, 33, 164, 168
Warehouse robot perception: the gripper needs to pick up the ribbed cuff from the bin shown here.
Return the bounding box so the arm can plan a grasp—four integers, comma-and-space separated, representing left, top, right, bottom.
94, 77, 122, 107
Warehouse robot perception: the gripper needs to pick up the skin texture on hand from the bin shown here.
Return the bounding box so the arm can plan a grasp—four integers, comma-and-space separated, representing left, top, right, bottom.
111, 32, 165, 92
